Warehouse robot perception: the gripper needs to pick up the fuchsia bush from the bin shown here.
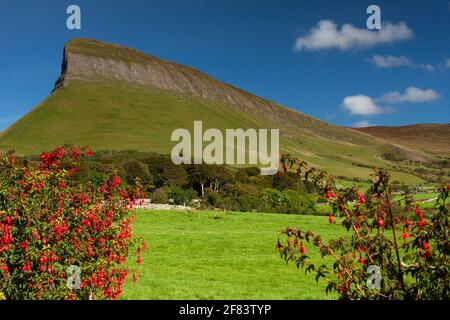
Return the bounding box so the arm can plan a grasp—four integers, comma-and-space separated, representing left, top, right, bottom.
0, 146, 145, 300
277, 154, 449, 300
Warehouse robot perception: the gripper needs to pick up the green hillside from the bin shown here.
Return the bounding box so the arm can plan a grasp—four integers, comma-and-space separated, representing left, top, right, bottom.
0, 39, 432, 184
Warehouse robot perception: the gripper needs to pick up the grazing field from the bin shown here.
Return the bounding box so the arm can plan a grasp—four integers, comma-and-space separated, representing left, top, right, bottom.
121, 210, 348, 300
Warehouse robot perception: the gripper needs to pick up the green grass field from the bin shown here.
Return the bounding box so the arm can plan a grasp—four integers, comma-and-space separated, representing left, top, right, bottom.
120, 210, 348, 300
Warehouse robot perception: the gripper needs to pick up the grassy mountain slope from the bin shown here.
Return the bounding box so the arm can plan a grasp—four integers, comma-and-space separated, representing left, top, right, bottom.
352, 124, 450, 157
0, 39, 432, 183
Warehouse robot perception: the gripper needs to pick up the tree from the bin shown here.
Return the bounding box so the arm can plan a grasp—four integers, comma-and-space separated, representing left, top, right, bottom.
186, 164, 211, 197
145, 156, 188, 188
208, 165, 233, 193
123, 160, 152, 188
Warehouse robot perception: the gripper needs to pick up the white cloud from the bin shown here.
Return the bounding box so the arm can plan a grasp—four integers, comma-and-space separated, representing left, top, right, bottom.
294, 20, 413, 52
342, 87, 440, 116
380, 87, 440, 104
368, 55, 434, 71
419, 64, 435, 71
352, 120, 375, 128
342, 95, 384, 116
369, 55, 412, 68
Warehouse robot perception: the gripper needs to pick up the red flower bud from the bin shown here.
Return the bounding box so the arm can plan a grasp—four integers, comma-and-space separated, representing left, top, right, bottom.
300, 242, 305, 255
357, 193, 365, 204
377, 216, 384, 228
326, 191, 333, 200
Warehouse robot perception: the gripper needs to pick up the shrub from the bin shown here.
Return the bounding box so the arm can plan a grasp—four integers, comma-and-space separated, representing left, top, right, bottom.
272, 172, 301, 191
0, 146, 146, 300
262, 188, 286, 212
165, 186, 197, 205
276, 153, 449, 300
145, 156, 188, 188
282, 190, 317, 215
150, 188, 168, 204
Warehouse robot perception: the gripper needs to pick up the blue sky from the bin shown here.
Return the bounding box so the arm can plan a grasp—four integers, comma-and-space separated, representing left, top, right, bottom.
0, 0, 449, 130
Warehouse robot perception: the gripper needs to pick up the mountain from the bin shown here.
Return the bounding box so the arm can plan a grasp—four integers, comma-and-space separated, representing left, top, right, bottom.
0, 38, 440, 183
352, 124, 450, 157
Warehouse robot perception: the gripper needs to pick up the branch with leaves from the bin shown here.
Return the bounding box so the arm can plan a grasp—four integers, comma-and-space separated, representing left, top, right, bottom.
276, 153, 449, 300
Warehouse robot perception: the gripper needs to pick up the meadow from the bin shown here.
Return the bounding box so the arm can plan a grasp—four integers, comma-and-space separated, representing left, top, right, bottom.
121, 210, 348, 300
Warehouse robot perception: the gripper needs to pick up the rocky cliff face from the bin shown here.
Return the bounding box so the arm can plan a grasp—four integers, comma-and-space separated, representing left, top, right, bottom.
53, 39, 328, 132
55, 39, 281, 116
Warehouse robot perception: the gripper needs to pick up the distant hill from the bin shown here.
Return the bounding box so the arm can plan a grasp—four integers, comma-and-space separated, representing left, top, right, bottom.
352, 124, 450, 157
0, 38, 442, 184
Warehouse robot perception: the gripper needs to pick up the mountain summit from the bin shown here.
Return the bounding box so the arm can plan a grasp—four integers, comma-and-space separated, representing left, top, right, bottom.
0, 38, 442, 183
53, 39, 337, 133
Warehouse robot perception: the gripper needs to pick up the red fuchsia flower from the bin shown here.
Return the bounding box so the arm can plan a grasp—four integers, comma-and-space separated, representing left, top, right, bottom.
359, 256, 365, 265
328, 213, 333, 224
338, 272, 342, 280
71, 148, 80, 160
422, 241, 431, 257
293, 237, 299, 248
85, 148, 93, 157
1, 264, 9, 273
415, 207, 423, 220
300, 242, 305, 255
357, 193, 366, 204
341, 281, 349, 294
109, 176, 121, 188
402, 231, 408, 240
415, 207, 426, 227
21, 261, 31, 272
353, 251, 357, 259
405, 219, 412, 229
377, 215, 384, 228
326, 190, 334, 200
